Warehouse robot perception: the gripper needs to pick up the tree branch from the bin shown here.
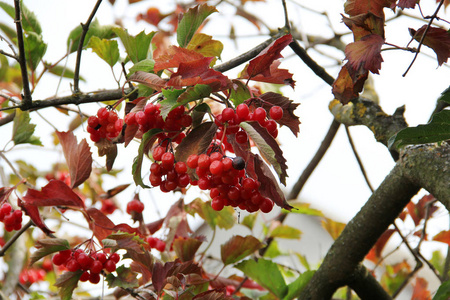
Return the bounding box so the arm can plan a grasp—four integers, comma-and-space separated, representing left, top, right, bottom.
73, 0, 103, 93
13, 0, 32, 109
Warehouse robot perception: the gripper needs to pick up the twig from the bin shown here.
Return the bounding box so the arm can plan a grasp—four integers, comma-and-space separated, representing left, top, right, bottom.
0, 220, 32, 256
402, 0, 446, 77
13, 0, 32, 108
0, 49, 17, 60
73, 0, 103, 93
345, 126, 375, 192
281, 0, 290, 30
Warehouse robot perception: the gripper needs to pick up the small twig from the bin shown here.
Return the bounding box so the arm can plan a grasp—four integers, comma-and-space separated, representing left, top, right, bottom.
0, 33, 18, 57
0, 220, 32, 256
13, 0, 32, 108
281, 0, 290, 30
402, 0, 446, 77
345, 126, 375, 192
73, 0, 103, 93
0, 49, 18, 60
122, 62, 134, 90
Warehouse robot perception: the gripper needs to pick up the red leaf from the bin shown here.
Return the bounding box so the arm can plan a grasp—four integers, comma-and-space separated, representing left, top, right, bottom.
0, 186, 15, 203
411, 277, 431, 300
406, 194, 437, 226
332, 63, 368, 104
410, 25, 450, 66
129, 71, 167, 91
433, 230, 450, 245
245, 34, 293, 78
154, 46, 205, 72
95, 139, 117, 172
146, 218, 164, 234
397, 0, 419, 9
242, 60, 295, 88
56, 131, 93, 189
86, 207, 115, 243
344, 0, 396, 18
342, 13, 385, 40
18, 201, 54, 235
345, 34, 384, 74
365, 229, 395, 263
22, 180, 85, 208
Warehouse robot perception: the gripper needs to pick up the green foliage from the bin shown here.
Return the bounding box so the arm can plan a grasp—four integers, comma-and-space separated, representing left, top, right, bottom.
113, 28, 155, 63
177, 4, 217, 48
67, 19, 116, 53
23, 32, 46, 71
129, 58, 155, 74
87, 36, 120, 67
105, 265, 139, 289
433, 281, 450, 300
132, 128, 162, 188
12, 109, 42, 146
221, 235, 264, 265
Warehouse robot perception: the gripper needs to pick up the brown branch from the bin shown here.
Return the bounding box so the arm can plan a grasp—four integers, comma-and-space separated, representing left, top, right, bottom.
73, 0, 103, 93
13, 0, 32, 108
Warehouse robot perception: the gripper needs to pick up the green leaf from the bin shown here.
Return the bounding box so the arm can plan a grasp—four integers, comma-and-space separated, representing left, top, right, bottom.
12, 109, 42, 146
113, 27, 155, 63
433, 281, 450, 300
295, 253, 311, 270
177, 4, 217, 48
221, 235, 264, 266
54, 271, 83, 300
177, 84, 212, 105
240, 121, 288, 185
389, 110, 450, 148
0, 22, 17, 42
241, 212, 258, 231
192, 102, 211, 128
46, 64, 85, 81
270, 225, 302, 239
160, 88, 186, 119
283, 270, 315, 300
172, 237, 203, 262
19, 1, 42, 34
0, 2, 14, 19
105, 265, 139, 289
29, 238, 70, 266
132, 128, 162, 188
67, 19, 116, 53
87, 36, 120, 67
235, 258, 287, 299
189, 198, 235, 229
23, 32, 47, 71
129, 59, 155, 74
264, 240, 284, 258
438, 86, 450, 105
283, 202, 324, 217
230, 79, 251, 106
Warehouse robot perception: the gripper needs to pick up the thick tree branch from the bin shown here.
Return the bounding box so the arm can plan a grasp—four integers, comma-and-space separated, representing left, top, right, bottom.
13, 0, 32, 109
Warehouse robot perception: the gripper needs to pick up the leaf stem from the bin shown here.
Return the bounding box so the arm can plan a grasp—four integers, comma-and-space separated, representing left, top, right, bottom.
0, 221, 32, 257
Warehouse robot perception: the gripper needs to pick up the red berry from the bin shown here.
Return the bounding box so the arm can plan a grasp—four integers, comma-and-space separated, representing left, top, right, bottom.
161, 152, 175, 169
77, 253, 93, 270
209, 160, 224, 175
222, 107, 235, 122
150, 173, 162, 186
235, 131, 248, 144
104, 260, 116, 272
90, 260, 103, 274
66, 259, 81, 272
155, 240, 166, 252
211, 197, 225, 211
236, 104, 250, 120
260, 197, 274, 213
253, 107, 266, 122
174, 162, 187, 174
243, 178, 258, 191
87, 116, 99, 128
127, 199, 144, 214
97, 107, 109, 121
109, 253, 120, 264
269, 106, 283, 120
52, 252, 68, 266
198, 177, 211, 190
265, 119, 277, 133
232, 156, 246, 170
209, 152, 223, 162
124, 112, 136, 125
198, 154, 211, 169
177, 174, 190, 187
96, 252, 107, 264
89, 272, 101, 284
80, 271, 90, 282
179, 114, 192, 127
186, 155, 199, 169
107, 111, 118, 123
0, 203, 12, 215
222, 157, 233, 171
147, 237, 158, 248
152, 146, 165, 161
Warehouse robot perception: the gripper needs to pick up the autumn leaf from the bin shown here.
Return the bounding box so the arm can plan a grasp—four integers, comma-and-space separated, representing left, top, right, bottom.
95, 138, 118, 172
86, 207, 115, 243
22, 180, 85, 208
154, 46, 205, 72
221, 235, 264, 265
187, 33, 223, 60
242, 60, 295, 88
29, 238, 70, 266
397, 0, 419, 9
410, 25, 450, 66
103, 231, 146, 254
172, 236, 204, 262
433, 230, 450, 246
54, 271, 83, 300
344, 0, 396, 18
342, 13, 385, 40
332, 63, 368, 104
411, 277, 431, 300
321, 217, 346, 240
345, 34, 384, 74
129, 71, 166, 91
174, 122, 218, 164
244, 34, 293, 79
56, 131, 93, 189
105, 265, 139, 289
365, 229, 395, 263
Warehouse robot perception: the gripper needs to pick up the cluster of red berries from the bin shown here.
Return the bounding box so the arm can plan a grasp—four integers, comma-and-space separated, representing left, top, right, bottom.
147, 236, 166, 252
0, 203, 23, 232
52, 249, 120, 284
19, 268, 47, 285
187, 152, 274, 213
149, 146, 190, 192
124, 104, 192, 144
87, 107, 123, 142
126, 199, 144, 214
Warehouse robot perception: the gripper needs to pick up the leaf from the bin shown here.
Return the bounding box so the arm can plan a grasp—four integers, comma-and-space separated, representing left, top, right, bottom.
241, 121, 288, 184
103, 231, 146, 253
332, 63, 368, 104
235, 258, 287, 299
47, 64, 84, 81
345, 34, 384, 74
132, 128, 162, 188
105, 265, 139, 289
254, 154, 292, 210
154, 46, 205, 71
188, 198, 235, 230
87, 36, 120, 67
321, 217, 346, 240
406, 194, 438, 226
243, 60, 295, 88
54, 271, 83, 300
22, 180, 85, 208
23, 32, 47, 71
193, 290, 233, 300
259, 92, 301, 137
264, 240, 284, 258
365, 229, 395, 263
0, 22, 16, 43
241, 212, 258, 230
159, 88, 186, 119
438, 86, 450, 105
410, 25, 450, 66
342, 13, 385, 41
177, 4, 218, 48
67, 19, 116, 53
12, 109, 42, 146
178, 84, 213, 104
221, 235, 264, 266
344, 0, 397, 18
129, 71, 166, 92
56, 131, 92, 189
175, 122, 218, 163
245, 34, 293, 79
433, 230, 450, 246
397, 0, 419, 9
389, 110, 450, 148
411, 277, 431, 300
29, 238, 70, 266
284, 202, 323, 216
113, 28, 155, 63
95, 138, 118, 172
269, 225, 302, 239
230, 80, 252, 106
172, 237, 203, 262
187, 33, 223, 60
0, 1, 42, 35
282, 270, 315, 300
86, 207, 115, 243
127, 250, 154, 283
128, 59, 155, 74
433, 281, 450, 300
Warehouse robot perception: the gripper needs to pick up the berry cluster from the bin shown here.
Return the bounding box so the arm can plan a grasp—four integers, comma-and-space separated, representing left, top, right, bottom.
0, 203, 23, 232
19, 268, 46, 285
126, 199, 144, 214
87, 107, 123, 142
124, 104, 192, 144
147, 236, 166, 252
187, 152, 274, 213
52, 249, 120, 284
149, 146, 190, 192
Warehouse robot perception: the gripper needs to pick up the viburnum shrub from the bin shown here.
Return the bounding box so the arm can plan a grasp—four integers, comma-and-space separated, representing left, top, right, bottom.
1, 0, 450, 299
